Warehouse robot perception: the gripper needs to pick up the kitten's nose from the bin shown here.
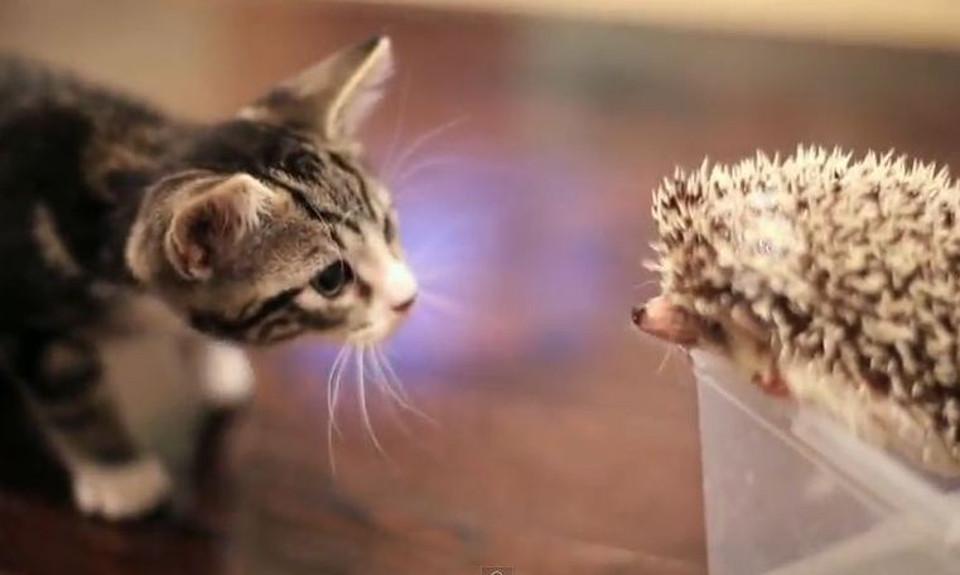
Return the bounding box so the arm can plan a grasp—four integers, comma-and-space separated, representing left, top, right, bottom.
385, 260, 418, 315
392, 296, 417, 314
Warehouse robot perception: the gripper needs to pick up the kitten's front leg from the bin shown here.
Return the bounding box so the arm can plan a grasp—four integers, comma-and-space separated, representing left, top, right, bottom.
192, 339, 256, 410
12, 335, 171, 520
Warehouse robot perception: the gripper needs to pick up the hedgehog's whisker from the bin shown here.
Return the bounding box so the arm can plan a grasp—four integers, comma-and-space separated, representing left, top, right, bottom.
634, 279, 660, 293
656, 344, 676, 375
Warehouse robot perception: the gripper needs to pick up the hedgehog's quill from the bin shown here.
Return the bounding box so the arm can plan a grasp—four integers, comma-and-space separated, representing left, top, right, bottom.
634, 146, 960, 476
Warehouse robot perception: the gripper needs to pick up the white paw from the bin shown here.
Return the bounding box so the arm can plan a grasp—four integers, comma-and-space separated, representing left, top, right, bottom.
72, 456, 172, 521
200, 341, 255, 409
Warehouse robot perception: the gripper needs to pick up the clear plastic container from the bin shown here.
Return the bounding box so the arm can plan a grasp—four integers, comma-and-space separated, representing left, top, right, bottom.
693, 350, 960, 575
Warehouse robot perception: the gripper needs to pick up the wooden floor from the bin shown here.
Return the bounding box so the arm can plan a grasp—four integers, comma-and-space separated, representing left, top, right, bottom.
3, 2, 960, 574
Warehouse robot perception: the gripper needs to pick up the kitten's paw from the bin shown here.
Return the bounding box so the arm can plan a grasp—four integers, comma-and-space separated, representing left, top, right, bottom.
200, 342, 255, 409
72, 456, 172, 521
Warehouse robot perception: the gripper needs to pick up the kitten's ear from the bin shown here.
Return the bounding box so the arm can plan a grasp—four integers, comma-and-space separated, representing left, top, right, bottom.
165, 174, 276, 281
240, 36, 393, 143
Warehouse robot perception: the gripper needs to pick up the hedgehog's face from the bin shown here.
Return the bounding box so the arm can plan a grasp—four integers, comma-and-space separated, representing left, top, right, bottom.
631, 296, 723, 349
632, 295, 778, 383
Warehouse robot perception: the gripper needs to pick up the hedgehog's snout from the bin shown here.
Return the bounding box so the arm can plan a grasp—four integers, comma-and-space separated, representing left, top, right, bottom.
632, 296, 701, 345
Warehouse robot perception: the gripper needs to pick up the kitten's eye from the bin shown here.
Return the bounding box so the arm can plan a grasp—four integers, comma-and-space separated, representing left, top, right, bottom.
311, 260, 354, 298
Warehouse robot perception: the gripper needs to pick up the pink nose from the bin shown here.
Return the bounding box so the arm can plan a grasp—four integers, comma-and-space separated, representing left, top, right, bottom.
392, 296, 416, 314
633, 296, 700, 345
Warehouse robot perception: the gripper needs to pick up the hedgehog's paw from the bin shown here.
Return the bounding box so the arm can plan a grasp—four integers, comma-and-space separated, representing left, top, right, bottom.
752, 366, 790, 397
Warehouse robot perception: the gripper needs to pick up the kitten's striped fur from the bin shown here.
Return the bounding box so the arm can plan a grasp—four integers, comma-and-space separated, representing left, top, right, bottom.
0, 37, 417, 520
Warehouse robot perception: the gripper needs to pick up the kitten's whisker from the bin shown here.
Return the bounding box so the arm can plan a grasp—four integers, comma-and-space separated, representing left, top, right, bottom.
326, 344, 349, 437
408, 245, 470, 273
408, 233, 470, 265
331, 345, 352, 438
413, 267, 468, 284
327, 415, 338, 474
356, 344, 389, 459
368, 349, 415, 438
372, 346, 418, 412
387, 116, 469, 182
418, 290, 470, 319
409, 261, 482, 292
381, 73, 412, 173
405, 213, 485, 264
417, 289, 508, 335
327, 344, 352, 474
375, 346, 439, 428
394, 155, 471, 187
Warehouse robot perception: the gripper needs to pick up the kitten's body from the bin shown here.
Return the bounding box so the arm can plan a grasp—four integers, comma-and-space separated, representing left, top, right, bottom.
0, 38, 418, 520
0, 56, 188, 325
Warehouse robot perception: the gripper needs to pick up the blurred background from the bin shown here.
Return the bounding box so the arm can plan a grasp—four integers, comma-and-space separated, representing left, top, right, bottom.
1, 1, 960, 574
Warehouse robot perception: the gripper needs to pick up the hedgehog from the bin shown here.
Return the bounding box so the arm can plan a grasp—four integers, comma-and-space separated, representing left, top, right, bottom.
633, 145, 960, 476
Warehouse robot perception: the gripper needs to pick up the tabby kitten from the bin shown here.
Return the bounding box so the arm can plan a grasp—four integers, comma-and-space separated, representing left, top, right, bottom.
0, 36, 418, 520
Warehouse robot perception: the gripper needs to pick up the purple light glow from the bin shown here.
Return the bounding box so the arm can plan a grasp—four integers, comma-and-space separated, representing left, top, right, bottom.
283, 146, 617, 386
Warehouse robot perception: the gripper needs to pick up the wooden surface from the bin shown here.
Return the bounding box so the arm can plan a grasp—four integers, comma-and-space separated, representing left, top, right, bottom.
2, 1, 960, 574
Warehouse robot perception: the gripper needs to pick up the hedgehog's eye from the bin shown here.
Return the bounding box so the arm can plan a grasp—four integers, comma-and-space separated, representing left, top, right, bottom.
702, 320, 726, 344
311, 260, 354, 298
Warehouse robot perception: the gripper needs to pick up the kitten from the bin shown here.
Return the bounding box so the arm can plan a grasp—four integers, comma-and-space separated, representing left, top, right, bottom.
0, 36, 418, 520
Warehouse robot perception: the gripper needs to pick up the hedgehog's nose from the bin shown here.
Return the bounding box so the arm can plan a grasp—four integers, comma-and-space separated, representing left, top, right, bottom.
632, 296, 701, 345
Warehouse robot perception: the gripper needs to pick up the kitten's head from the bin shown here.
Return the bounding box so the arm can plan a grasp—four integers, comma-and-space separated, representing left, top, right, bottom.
127, 36, 418, 345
